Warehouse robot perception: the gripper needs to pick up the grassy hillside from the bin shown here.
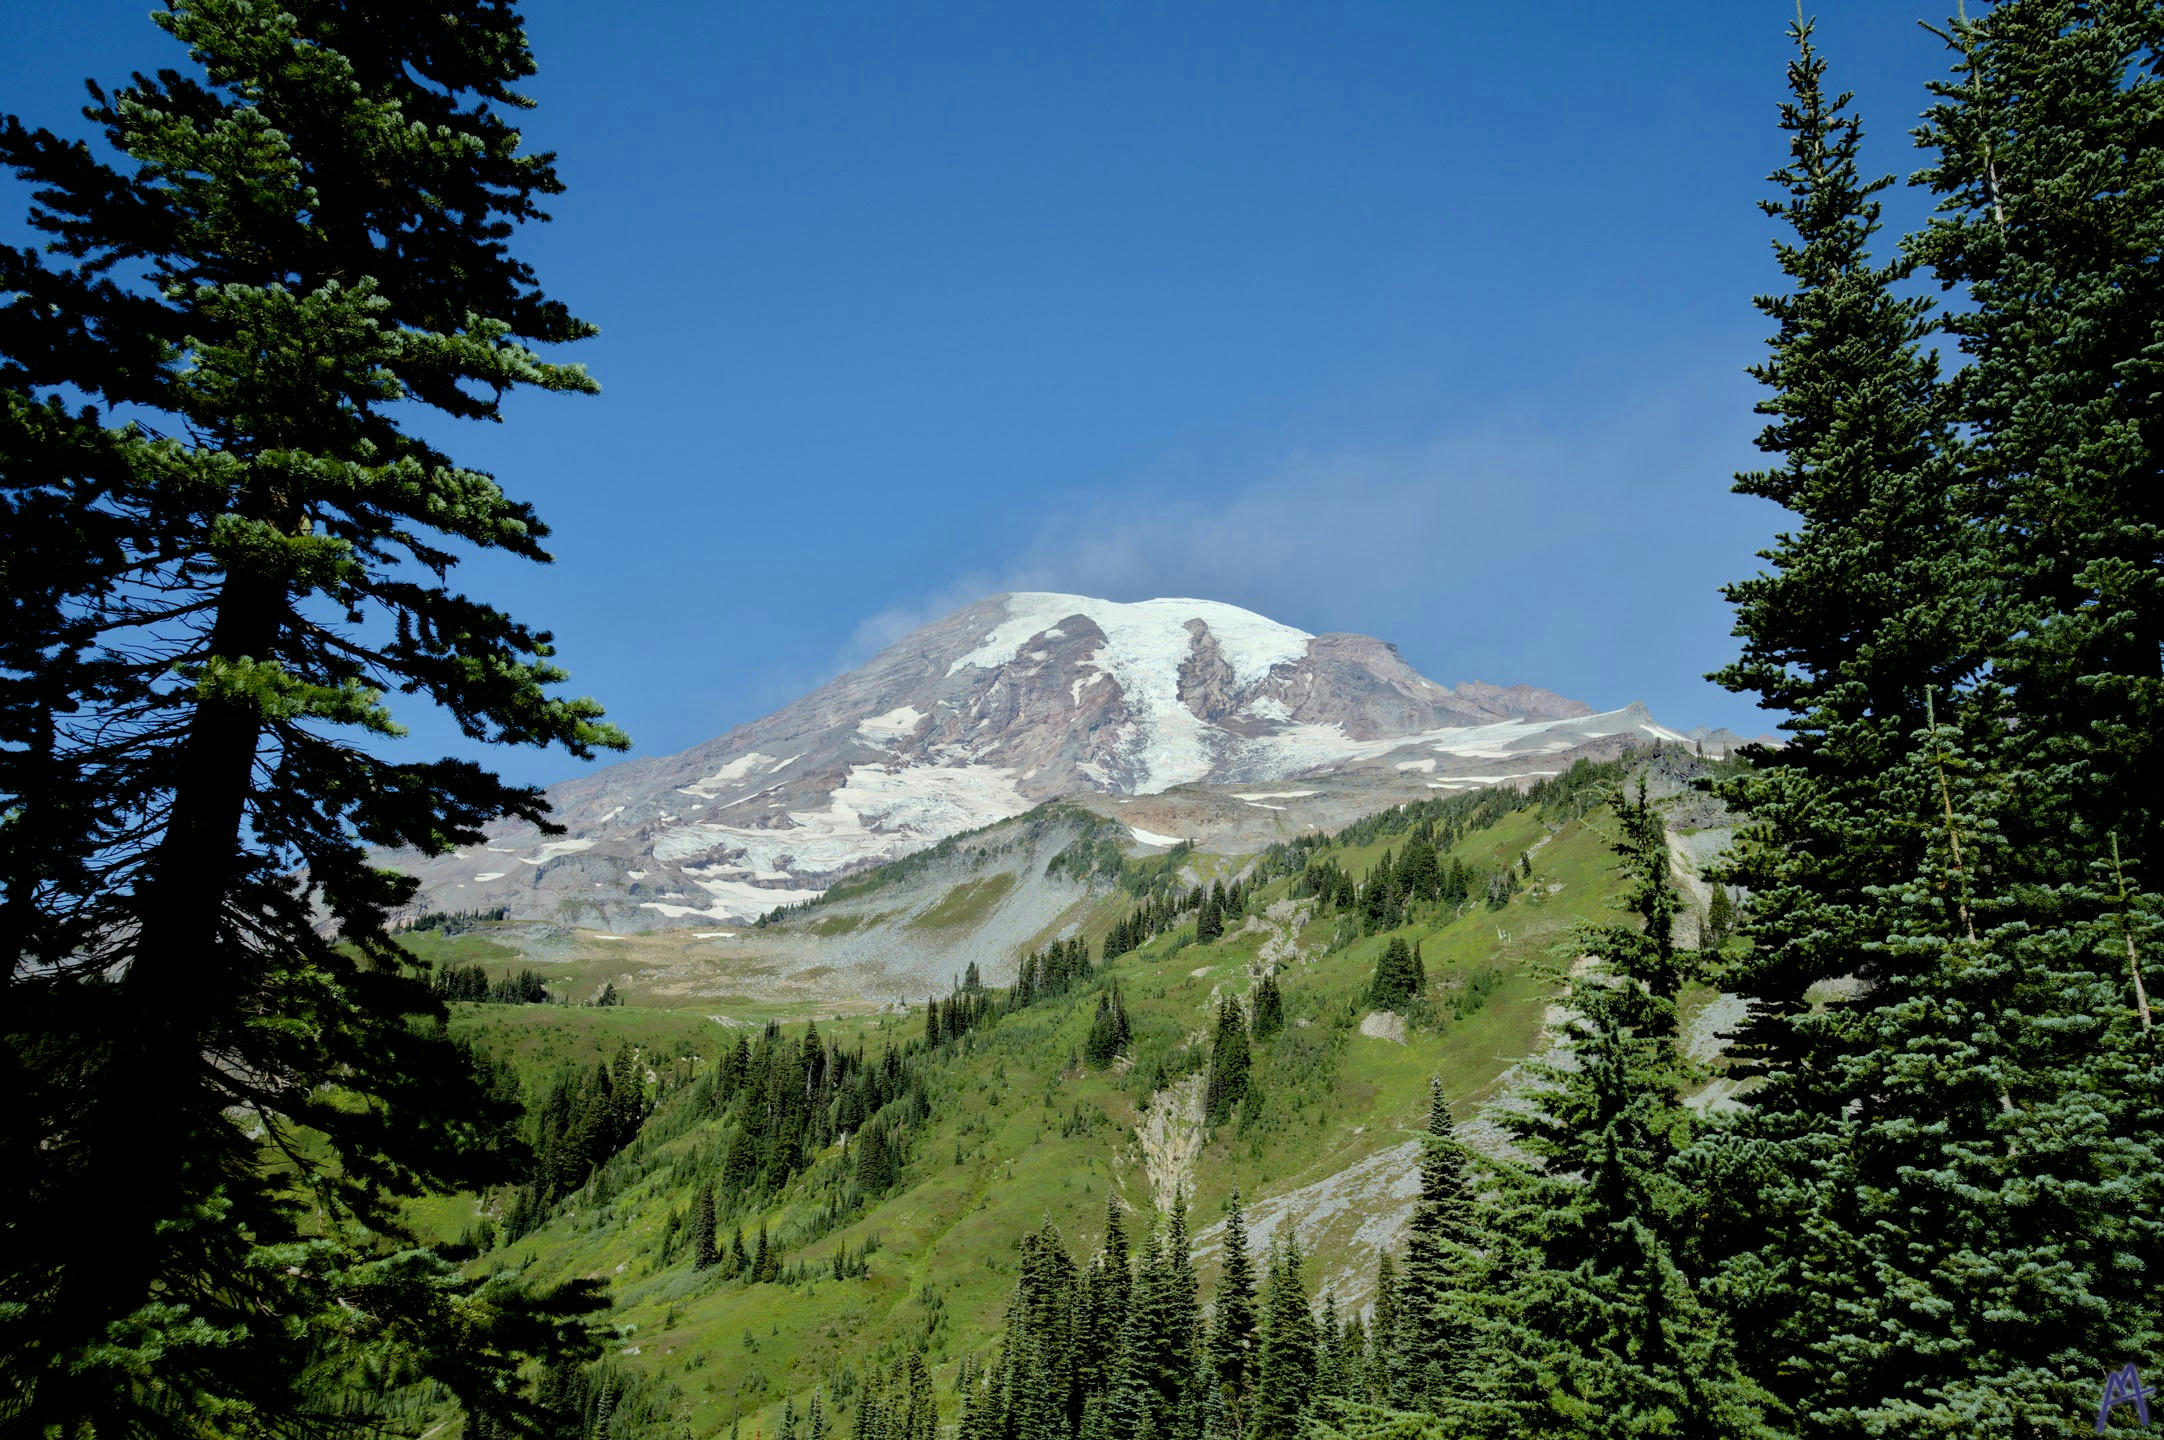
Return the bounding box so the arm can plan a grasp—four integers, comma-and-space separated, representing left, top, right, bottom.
435, 758, 1695, 1437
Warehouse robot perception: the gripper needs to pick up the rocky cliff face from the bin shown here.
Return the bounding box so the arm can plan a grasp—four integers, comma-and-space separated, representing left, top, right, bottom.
393, 594, 1684, 928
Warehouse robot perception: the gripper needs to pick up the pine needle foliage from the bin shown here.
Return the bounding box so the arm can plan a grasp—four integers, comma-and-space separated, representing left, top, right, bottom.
0, 0, 624, 1431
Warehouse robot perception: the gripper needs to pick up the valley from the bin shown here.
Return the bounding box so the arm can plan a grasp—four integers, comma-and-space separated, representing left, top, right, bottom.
413, 750, 1741, 1438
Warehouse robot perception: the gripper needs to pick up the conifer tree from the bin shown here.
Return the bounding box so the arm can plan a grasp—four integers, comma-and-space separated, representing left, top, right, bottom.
1198, 884, 1224, 943
1248, 972, 1285, 1040
1083, 1192, 1133, 1399
693, 1182, 719, 1270
1085, 986, 1132, 1067
1312, 1292, 1347, 1403
1363, 1255, 1400, 1409
1480, 783, 1774, 1439
1203, 997, 1251, 1124
1755, 701, 2164, 1434
1387, 1079, 1473, 1409
1710, 7, 1970, 1056
1909, 0, 2164, 887
1158, 1192, 1202, 1434
1698, 14, 1984, 1416
0, 0, 623, 1428
1366, 937, 1420, 1012
1206, 1193, 1258, 1437
1250, 1231, 1316, 1440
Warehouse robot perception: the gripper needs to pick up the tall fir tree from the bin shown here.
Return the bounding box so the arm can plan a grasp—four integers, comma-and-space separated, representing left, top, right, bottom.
1249, 971, 1285, 1040
1478, 783, 1774, 1439
1203, 996, 1251, 1124
0, 0, 623, 1430
1387, 1079, 1474, 1410
1712, 7, 1972, 1065
1910, 0, 2164, 890
1249, 1230, 1317, 1440
1206, 1192, 1259, 1437
1699, 12, 1981, 1419
693, 1182, 718, 1270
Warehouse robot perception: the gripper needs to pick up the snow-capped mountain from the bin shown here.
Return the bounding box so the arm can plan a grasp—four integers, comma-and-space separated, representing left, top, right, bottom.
396, 594, 1690, 928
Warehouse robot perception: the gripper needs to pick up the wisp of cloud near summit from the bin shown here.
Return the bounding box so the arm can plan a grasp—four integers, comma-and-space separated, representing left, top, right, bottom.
833, 363, 1774, 732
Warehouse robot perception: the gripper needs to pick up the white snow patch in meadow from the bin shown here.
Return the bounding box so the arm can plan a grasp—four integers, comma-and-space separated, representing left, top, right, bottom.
473, 871, 505, 883
627, 870, 647, 880
520, 838, 595, 865
594, 805, 624, 825
1424, 772, 1562, 788
857, 705, 925, 742
593, 934, 628, 941
1245, 802, 1284, 811
1232, 790, 1317, 801
678, 751, 779, 798
641, 902, 721, 920
950, 594, 1311, 792
1395, 759, 1436, 773
693, 931, 736, 939
1129, 826, 1185, 847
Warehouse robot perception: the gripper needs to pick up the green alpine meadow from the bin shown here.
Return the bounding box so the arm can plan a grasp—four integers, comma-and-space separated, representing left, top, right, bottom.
3, 2, 2159, 1439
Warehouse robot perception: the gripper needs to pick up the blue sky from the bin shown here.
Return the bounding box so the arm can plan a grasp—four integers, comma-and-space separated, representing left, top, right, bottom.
3, 1, 1964, 787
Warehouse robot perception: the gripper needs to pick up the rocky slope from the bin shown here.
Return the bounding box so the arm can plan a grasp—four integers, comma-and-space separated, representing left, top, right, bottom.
395, 594, 1690, 929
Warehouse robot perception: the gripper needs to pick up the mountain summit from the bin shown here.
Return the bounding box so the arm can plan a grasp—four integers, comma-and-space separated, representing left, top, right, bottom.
398, 594, 1686, 927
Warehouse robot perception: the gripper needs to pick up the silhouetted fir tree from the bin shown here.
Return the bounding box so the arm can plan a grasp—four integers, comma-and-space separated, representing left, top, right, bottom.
0, 0, 626, 1427
1707, 0, 1972, 1196
1206, 1193, 1258, 1437
1202, 997, 1251, 1124
692, 1183, 718, 1270
753, 1223, 772, 1284
729, 1227, 750, 1278
1248, 973, 1285, 1040
1249, 1231, 1316, 1440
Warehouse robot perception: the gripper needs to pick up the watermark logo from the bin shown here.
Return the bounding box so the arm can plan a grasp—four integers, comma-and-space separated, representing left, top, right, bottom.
2100, 1364, 2155, 1433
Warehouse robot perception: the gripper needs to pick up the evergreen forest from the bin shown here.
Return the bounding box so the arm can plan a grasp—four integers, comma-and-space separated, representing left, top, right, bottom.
3, 3, 2161, 1440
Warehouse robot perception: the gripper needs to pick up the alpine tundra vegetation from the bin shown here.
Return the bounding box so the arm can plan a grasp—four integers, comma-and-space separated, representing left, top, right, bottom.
4, 2, 2162, 1440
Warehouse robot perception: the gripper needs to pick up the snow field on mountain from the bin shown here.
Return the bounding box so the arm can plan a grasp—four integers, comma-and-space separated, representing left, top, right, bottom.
949, 593, 1314, 793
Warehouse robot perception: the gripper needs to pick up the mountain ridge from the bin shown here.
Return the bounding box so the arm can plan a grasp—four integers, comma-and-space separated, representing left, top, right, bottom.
394, 593, 1693, 929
